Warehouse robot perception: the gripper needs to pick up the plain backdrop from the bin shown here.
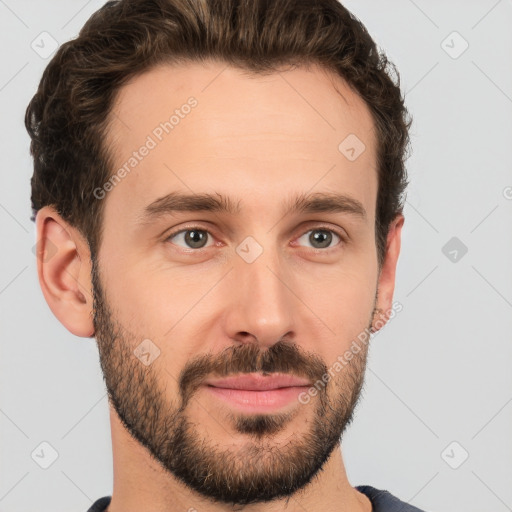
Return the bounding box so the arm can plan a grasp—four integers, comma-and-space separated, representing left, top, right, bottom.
1, 1, 511, 511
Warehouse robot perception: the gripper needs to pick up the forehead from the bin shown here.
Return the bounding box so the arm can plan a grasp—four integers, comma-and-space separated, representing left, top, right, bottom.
102, 60, 378, 226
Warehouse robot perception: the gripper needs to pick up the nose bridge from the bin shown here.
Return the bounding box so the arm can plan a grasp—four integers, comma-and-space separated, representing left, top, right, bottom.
228, 234, 295, 345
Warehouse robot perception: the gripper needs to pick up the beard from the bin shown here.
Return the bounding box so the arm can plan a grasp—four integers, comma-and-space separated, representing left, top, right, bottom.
91, 257, 375, 506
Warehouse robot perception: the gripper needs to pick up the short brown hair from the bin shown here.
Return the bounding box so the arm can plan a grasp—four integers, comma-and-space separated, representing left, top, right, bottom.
25, 0, 412, 268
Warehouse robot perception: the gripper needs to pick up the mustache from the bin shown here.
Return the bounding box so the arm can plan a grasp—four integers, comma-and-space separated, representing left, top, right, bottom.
178, 340, 328, 408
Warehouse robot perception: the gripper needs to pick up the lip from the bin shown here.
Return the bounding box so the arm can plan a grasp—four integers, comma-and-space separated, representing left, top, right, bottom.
202, 373, 313, 413
204, 385, 310, 413
204, 372, 312, 391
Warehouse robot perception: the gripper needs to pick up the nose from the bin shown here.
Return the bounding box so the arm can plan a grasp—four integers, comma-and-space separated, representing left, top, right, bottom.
223, 241, 297, 349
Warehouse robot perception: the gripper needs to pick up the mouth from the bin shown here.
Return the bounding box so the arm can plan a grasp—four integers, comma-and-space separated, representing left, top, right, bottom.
202, 373, 312, 413
204, 372, 312, 391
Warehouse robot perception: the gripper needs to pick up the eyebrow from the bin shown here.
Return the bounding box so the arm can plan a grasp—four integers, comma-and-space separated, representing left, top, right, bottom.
138, 190, 367, 225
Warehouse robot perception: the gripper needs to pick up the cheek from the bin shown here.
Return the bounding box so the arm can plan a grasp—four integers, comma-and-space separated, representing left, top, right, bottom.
99, 239, 204, 326
311, 268, 376, 362
98, 254, 220, 381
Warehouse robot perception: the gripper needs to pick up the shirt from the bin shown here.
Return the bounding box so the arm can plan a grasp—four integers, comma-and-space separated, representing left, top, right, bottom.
86, 485, 429, 511
355, 485, 429, 511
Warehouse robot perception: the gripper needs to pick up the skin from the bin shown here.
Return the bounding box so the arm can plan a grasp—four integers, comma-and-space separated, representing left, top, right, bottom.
35, 60, 404, 512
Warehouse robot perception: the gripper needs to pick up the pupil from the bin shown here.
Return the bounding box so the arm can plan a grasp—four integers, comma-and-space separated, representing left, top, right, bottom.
312, 230, 331, 248
186, 230, 206, 248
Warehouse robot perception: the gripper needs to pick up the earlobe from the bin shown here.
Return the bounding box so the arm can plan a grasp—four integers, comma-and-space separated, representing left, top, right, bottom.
35, 207, 95, 338
371, 214, 405, 334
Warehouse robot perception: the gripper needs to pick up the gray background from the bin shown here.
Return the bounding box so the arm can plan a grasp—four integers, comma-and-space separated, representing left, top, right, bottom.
1, 0, 511, 511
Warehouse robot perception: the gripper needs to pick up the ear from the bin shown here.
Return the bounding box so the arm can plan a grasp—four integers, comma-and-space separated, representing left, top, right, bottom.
34, 206, 95, 337
371, 213, 404, 333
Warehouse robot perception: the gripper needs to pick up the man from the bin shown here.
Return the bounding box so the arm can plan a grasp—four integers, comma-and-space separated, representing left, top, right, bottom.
26, 0, 425, 511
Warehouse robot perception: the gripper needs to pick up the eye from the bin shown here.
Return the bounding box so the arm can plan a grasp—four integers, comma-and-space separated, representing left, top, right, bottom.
164, 225, 345, 252
295, 227, 344, 250
165, 227, 214, 250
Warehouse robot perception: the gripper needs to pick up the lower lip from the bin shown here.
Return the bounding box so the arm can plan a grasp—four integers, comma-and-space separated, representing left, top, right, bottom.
204, 385, 310, 413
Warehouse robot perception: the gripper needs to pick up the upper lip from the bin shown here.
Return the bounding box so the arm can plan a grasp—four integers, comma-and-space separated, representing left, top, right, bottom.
204, 373, 312, 391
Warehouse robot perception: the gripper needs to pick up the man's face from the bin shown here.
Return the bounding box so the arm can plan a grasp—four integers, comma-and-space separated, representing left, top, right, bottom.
93, 61, 382, 505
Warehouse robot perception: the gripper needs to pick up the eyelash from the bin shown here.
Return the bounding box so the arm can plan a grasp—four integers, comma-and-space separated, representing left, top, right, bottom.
164, 224, 347, 252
